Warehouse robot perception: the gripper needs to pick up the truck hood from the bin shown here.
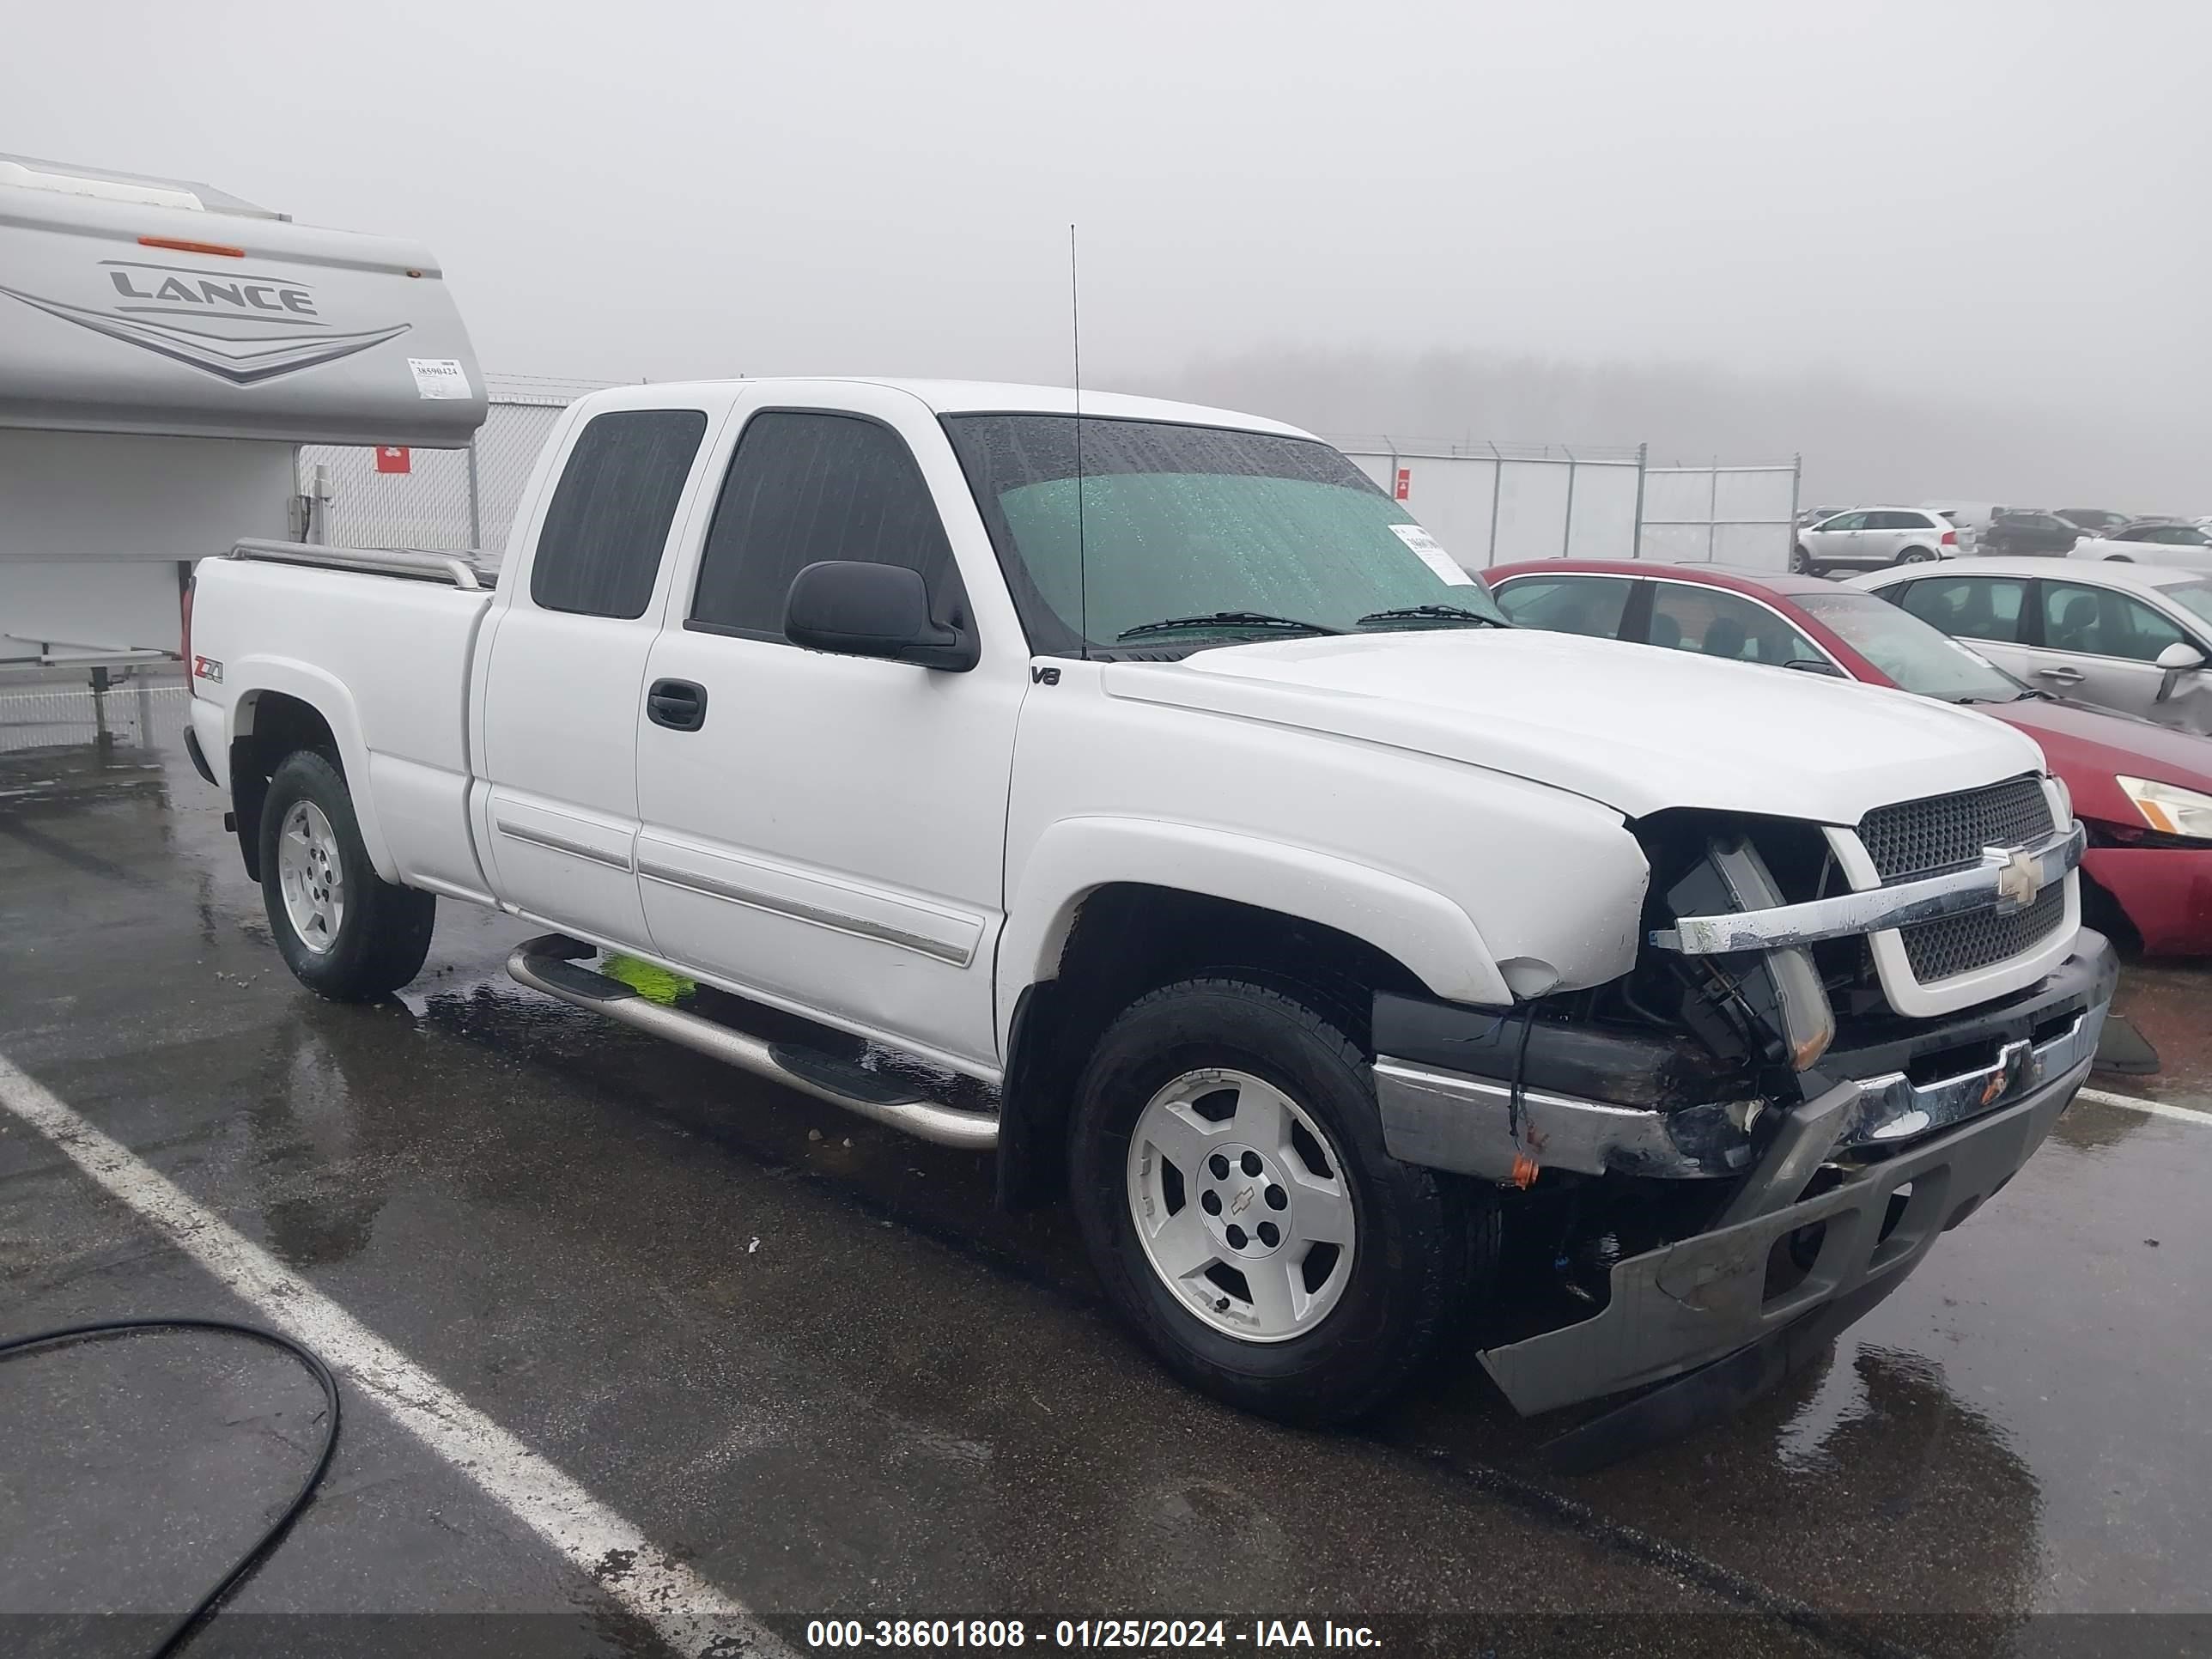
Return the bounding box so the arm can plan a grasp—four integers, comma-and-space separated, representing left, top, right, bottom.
1103, 629, 2049, 823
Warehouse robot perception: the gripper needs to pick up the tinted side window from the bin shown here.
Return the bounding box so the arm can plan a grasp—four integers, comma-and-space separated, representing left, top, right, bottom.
1489, 575, 1632, 639
1820, 512, 1867, 532
2040, 581, 2185, 663
1896, 576, 2026, 644
691, 411, 959, 636
1648, 586, 1821, 665
530, 410, 708, 618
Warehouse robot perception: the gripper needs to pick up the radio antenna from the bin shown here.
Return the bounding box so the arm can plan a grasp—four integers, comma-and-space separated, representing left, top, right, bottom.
1070, 222, 1089, 660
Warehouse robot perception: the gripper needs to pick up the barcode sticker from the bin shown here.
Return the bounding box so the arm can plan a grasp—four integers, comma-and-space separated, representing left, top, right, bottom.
407, 358, 472, 400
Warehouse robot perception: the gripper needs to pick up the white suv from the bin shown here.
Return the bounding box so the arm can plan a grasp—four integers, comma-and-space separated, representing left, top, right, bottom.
1791, 507, 1959, 574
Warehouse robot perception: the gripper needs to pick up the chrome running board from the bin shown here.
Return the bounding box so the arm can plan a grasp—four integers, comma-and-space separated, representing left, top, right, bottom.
505, 935, 1000, 1152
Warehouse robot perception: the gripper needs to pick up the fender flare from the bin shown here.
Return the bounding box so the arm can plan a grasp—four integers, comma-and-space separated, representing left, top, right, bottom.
995, 815, 1510, 1052
228, 657, 398, 882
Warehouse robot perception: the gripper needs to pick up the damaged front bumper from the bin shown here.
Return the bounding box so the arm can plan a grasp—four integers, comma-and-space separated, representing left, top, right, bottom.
1375, 939, 2112, 1182
1370, 936, 2117, 1415
1476, 1048, 2088, 1415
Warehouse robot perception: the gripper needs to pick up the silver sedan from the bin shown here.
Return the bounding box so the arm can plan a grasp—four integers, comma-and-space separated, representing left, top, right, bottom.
1848, 556, 2212, 735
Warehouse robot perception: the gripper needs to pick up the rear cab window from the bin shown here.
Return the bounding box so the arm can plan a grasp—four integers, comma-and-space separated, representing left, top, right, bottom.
530, 410, 709, 618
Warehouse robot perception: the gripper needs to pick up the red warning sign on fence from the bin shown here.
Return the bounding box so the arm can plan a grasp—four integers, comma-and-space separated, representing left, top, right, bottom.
374, 446, 411, 475
1394, 466, 1411, 501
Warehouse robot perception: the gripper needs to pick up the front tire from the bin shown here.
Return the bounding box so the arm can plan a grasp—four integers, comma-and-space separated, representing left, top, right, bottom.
259, 750, 436, 1000
1068, 977, 1487, 1425
1790, 544, 1817, 574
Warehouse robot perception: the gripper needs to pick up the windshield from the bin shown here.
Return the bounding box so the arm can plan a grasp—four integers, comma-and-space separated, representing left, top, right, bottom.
2162, 580, 2212, 628
1796, 590, 2027, 702
942, 415, 1509, 655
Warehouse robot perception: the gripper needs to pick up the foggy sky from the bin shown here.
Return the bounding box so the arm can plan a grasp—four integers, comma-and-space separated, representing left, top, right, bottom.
6, 1, 2207, 507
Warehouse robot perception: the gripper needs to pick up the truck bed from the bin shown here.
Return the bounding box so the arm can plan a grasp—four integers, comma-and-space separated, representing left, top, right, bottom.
189, 541, 498, 898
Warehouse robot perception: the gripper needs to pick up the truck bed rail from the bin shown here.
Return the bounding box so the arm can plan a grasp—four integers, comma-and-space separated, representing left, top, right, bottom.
228, 538, 490, 591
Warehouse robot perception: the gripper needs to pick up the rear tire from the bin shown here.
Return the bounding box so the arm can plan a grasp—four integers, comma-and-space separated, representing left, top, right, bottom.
1895, 546, 1936, 565
1067, 976, 1489, 1425
259, 750, 436, 1000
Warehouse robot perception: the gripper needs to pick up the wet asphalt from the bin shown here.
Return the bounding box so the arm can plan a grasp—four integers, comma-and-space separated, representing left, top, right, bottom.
4, 717, 2212, 1658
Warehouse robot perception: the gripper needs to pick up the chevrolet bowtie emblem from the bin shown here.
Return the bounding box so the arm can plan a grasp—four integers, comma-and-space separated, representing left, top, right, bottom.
1990, 847, 2044, 910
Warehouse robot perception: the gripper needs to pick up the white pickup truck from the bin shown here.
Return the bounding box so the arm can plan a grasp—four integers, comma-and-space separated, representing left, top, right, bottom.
185, 378, 2115, 1442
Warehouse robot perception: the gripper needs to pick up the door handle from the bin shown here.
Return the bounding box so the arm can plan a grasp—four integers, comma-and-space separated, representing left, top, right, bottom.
647, 678, 708, 732
2034, 666, 2085, 684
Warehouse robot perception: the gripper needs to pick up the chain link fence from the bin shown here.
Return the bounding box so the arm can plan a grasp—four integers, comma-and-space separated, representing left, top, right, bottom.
1637, 462, 1803, 568
1335, 439, 1799, 572
0, 677, 190, 754
295, 384, 1801, 577
1337, 441, 1645, 568
296, 376, 611, 564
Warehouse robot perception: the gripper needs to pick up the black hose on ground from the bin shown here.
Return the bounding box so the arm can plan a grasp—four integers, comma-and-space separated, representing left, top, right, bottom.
0, 1317, 342, 1659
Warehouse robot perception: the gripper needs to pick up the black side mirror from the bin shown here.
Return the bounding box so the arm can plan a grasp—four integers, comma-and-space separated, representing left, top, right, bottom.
1783, 656, 1848, 678
783, 562, 976, 672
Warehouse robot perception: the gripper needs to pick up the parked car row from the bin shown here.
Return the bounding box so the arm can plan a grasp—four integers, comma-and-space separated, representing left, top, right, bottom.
1796, 500, 2209, 574
1924, 504, 2136, 557
1486, 556, 2212, 957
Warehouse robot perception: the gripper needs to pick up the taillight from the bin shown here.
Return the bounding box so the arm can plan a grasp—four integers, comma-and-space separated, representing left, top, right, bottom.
1941, 529, 1958, 546
180, 574, 195, 665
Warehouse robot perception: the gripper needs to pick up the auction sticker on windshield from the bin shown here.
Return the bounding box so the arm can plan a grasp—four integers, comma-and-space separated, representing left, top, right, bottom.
1389, 522, 1475, 585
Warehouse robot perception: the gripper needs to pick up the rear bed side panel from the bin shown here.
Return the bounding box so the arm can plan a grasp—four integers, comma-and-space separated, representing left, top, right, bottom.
191, 558, 492, 889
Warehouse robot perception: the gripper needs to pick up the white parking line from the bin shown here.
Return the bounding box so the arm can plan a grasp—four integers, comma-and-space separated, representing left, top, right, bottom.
0, 1050, 790, 1659
2078, 1085, 2212, 1129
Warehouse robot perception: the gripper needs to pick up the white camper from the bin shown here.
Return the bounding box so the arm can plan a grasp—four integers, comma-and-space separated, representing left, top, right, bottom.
0, 154, 483, 665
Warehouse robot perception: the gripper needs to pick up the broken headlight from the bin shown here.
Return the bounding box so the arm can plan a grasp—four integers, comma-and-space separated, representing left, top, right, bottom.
1660, 833, 1837, 1075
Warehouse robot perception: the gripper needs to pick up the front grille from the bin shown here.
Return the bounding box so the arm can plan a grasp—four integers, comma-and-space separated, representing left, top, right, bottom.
1858, 775, 2054, 881
1899, 880, 2069, 983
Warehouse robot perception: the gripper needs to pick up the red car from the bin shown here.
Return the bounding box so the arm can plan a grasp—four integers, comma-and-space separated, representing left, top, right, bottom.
1485, 559, 2212, 957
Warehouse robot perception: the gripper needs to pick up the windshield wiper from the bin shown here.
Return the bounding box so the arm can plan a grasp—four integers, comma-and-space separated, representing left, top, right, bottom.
1116, 611, 1343, 641
1355, 604, 1509, 629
